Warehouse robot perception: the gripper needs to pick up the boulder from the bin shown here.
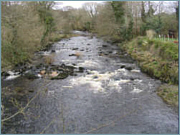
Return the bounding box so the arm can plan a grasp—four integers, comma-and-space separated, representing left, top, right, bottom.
51, 72, 68, 80
72, 48, 78, 50
40, 70, 46, 75
102, 45, 108, 47
49, 71, 58, 77
125, 66, 134, 71
79, 67, 84, 73
93, 75, 98, 79
120, 65, 126, 68
24, 73, 38, 79
51, 50, 56, 53
1, 71, 10, 77
69, 54, 76, 56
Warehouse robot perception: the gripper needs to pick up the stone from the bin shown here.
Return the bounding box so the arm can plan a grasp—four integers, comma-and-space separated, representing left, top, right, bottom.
40, 70, 46, 75
120, 65, 126, 68
24, 73, 38, 79
28, 89, 34, 93
51, 50, 56, 53
49, 71, 58, 77
93, 75, 98, 79
102, 45, 108, 47
51, 72, 68, 80
125, 66, 135, 71
1, 71, 10, 77
72, 48, 78, 50
79, 67, 84, 72
69, 54, 76, 56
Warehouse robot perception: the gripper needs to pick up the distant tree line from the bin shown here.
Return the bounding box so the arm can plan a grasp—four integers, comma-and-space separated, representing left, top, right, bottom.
57, 1, 178, 41
1, 1, 178, 69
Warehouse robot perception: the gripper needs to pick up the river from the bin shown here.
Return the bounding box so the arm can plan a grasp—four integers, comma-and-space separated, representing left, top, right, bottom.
1, 32, 178, 134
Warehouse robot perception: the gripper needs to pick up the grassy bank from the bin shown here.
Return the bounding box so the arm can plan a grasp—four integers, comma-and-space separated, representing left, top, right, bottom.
120, 37, 178, 107
157, 84, 178, 108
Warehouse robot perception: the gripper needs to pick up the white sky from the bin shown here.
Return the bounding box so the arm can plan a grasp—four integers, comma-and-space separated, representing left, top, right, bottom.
53, 1, 177, 14
54, 1, 103, 9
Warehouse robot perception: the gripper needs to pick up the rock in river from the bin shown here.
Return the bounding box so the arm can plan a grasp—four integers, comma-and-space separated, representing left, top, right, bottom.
51, 72, 69, 80
24, 72, 39, 80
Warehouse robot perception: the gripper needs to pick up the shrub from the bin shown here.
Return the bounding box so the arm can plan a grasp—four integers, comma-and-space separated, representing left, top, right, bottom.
146, 30, 156, 39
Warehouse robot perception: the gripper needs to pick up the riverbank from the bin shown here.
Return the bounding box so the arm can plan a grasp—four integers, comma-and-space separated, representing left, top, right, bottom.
120, 37, 178, 108
1, 32, 79, 72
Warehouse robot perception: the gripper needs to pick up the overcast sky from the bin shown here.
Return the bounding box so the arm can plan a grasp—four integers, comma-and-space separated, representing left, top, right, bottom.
54, 1, 103, 9
53, 1, 177, 13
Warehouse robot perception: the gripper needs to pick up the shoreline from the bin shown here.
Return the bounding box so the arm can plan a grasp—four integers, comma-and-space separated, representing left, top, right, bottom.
119, 37, 178, 109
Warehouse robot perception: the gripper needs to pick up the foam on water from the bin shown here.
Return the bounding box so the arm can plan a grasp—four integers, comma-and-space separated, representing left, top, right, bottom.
78, 60, 101, 69
70, 69, 129, 93
131, 87, 143, 93
5, 75, 20, 80
61, 60, 70, 62
5, 71, 20, 80
71, 77, 104, 93
117, 68, 126, 72
108, 79, 120, 88
131, 69, 141, 73
107, 80, 122, 93
41, 51, 51, 56
134, 79, 143, 83
70, 70, 121, 93
119, 79, 130, 84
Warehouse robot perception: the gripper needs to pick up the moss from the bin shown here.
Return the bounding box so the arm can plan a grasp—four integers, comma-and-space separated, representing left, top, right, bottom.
157, 84, 178, 108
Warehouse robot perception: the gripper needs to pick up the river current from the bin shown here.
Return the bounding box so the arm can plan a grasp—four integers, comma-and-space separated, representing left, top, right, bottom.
1, 32, 178, 134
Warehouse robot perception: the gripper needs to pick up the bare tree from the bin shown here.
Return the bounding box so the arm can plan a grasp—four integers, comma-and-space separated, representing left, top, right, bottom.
82, 2, 99, 18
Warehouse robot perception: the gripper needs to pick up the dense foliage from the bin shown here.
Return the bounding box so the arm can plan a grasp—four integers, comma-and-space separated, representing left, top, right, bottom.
1, 1, 178, 70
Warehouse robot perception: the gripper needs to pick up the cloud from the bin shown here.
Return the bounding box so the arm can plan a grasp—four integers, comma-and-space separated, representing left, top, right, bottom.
54, 1, 103, 9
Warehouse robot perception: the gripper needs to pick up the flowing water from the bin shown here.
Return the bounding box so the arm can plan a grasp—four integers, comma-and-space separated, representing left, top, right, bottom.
1, 32, 178, 134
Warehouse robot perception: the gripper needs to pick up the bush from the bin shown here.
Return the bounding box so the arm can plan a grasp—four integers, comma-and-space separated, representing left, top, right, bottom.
1, 2, 57, 70
146, 30, 156, 39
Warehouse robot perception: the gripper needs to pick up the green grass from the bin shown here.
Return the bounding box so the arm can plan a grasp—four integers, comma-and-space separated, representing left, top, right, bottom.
153, 37, 178, 42
157, 84, 178, 108
121, 37, 178, 84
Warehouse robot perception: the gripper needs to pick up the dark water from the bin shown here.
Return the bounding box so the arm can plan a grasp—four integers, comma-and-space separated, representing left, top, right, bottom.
1, 32, 178, 134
